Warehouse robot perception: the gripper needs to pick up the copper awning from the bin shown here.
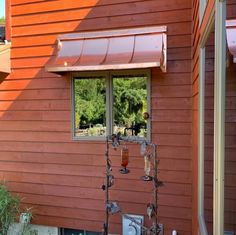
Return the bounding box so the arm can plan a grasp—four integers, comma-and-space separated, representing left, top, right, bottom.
0, 43, 11, 78
226, 19, 236, 63
46, 26, 167, 73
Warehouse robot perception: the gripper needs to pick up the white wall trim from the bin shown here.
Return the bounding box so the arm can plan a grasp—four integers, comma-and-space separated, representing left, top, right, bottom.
198, 48, 208, 235
213, 1, 226, 234
198, 3, 215, 235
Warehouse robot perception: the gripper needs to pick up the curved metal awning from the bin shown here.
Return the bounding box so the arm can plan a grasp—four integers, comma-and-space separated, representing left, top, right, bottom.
46, 26, 167, 73
0, 43, 11, 78
226, 19, 236, 63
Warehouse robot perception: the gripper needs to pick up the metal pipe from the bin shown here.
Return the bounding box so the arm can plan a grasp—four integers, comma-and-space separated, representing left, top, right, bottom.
153, 144, 158, 234
104, 136, 109, 235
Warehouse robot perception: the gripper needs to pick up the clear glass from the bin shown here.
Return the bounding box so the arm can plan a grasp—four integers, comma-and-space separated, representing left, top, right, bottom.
73, 77, 106, 137
112, 75, 148, 138
204, 31, 214, 235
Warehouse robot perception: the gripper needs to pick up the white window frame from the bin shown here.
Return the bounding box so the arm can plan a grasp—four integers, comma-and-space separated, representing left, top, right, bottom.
198, 13, 214, 234
198, 1, 226, 235
71, 69, 151, 141
214, 1, 226, 234
198, 46, 208, 235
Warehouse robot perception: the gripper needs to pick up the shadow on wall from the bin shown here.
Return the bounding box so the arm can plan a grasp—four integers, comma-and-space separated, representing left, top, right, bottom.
0, 0, 168, 233
0, 0, 108, 232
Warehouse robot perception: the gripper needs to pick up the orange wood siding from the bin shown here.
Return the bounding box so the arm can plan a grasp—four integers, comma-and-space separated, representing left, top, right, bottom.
191, 1, 200, 234
0, 0, 192, 234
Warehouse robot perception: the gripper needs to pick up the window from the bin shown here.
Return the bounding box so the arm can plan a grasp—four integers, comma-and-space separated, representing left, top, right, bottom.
0, 0, 5, 42
72, 71, 150, 140
198, 1, 227, 234
198, 18, 215, 235
0, 0, 11, 41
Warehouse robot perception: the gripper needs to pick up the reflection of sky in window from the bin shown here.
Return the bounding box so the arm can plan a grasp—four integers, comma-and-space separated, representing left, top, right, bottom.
0, 0, 5, 18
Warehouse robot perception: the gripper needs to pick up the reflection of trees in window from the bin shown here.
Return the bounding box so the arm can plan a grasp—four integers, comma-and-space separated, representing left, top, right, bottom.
74, 78, 106, 136
73, 75, 148, 138
0, 18, 5, 42
113, 77, 147, 137
0, 0, 5, 40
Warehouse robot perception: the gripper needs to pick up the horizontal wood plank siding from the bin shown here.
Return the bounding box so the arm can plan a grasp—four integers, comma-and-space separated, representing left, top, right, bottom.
191, 1, 199, 234
0, 0, 192, 234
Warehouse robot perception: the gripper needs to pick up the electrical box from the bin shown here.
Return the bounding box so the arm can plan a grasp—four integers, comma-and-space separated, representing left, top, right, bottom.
122, 214, 144, 235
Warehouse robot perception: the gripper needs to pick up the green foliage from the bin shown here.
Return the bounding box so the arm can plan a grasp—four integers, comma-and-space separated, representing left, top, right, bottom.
74, 78, 106, 128
0, 183, 20, 235
0, 183, 37, 235
113, 77, 147, 126
74, 76, 147, 135
0, 17, 5, 24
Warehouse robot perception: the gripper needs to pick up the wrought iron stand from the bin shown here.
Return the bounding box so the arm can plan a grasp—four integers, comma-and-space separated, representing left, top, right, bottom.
102, 134, 163, 235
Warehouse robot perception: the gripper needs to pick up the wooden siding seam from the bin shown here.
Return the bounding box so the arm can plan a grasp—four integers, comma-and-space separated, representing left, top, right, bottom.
11, 29, 192, 39
12, 0, 153, 8
12, 7, 192, 25
0, 87, 69, 91
11, 22, 192, 38
12, 0, 191, 16
11, 193, 193, 207
0, 140, 193, 147
12, 9, 191, 27
11, 0, 59, 7
18, 201, 193, 211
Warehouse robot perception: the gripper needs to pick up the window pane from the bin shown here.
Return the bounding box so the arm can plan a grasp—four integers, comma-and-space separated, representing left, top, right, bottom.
73, 77, 106, 137
0, 1, 5, 42
113, 75, 148, 138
